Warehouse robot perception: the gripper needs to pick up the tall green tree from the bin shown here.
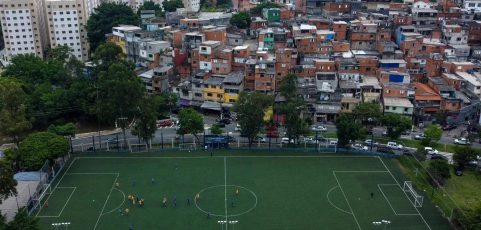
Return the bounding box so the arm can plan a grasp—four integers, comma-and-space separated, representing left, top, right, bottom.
19, 132, 70, 170
0, 79, 31, 145
95, 62, 145, 145
234, 92, 273, 147
423, 124, 442, 146
131, 97, 158, 145
87, 2, 139, 52
277, 74, 308, 143
230, 11, 251, 29
336, 114, 365, 147
382, 113, 411, 140
153, 93, 178, 118
177, 108, 204, 143
453, 146, 478, 169
162, 0, 184, 12
210, 124, 223, 135
352, 102, 382, 125
91, 43, 125, 73
47, 123, 77, 137
427, 159, 451, 187
137, 1, 164, 17
0, 160, 17, 205
6, 208, 39, 230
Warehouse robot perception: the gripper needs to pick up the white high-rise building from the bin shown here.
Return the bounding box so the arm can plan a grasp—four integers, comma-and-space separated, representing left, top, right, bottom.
0, 0, 100, 63
110, 0, 165, 11
0, 0, 49, 62
45, 0, 90, 61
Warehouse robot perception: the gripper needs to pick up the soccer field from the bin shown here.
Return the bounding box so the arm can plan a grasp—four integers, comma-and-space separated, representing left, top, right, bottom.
36, 151, 450, 230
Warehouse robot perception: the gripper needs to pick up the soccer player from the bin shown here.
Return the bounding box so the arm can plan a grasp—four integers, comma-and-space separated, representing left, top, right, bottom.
129, 224, 133, 230
162, 197, 167, 207
115, 182, 120, 188
235, 188, 239, 196
370, 192, 374, 198
187, 198, 190, 206
124, 208, 129, 215
207, 211, 211, 219
118, 208, 123, 216
151, 178, 155, 185
173, 196, 177, 208
195, 193, 200, 201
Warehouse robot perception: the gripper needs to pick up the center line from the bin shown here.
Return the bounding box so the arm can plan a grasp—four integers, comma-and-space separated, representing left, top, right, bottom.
224, 157, 228, 230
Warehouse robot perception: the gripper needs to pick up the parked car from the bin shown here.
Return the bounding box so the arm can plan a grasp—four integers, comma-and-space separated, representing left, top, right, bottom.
311, 125, 327, 132
414, 133, 426, 140
430, 154, 448, 161
281, 138, 294, 144
234, 124, 241, 132
442, 125, 457, 131
403, 149, 415, 157
157, 119, 173, 128
255, 136, 266, 143
454, 138, 470, 145
386, 142, 403, 149
424, 147, 439, 155
382, 130, 388, 136
303, 137, 316, 144
351, 143, 368, 151
364, 139, 379, 146
377, 146, 394, 154
328, 139, 338, 146
219, 118, 231, 125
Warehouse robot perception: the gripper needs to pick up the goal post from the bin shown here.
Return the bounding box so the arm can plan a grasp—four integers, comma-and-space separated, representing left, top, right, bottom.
179, 143, 196, 151
129, 143, 148, 153
403, 181, 424, 207
29, 183, 52, 215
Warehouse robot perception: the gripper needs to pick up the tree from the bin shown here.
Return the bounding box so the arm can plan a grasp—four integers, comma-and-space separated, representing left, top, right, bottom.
427, 159, 451, 187
86, 2, 139, 52
381, 113, 411, 140
454, 204, 481, 230
131, 97, 158, 145
19, 132, 69, 170
210, 124, 223, 135
137, 1, 163, 17
153, 93, 178, 117
336, 114, 365, 147
95, 62, 145, 145
352, 102, 382, 125
47, 123, 76, 137
234, 92, 273, 147
423, 124, 442, 146
249, 2, 280, 15
230, 11, 251, 29
0, 78, 32, 145
6, 208, 39, 230
177, 108, 204, 143
277, 74, 308, 143
453, 146, 478, 169
0, 160, 17, 205
163, 0, 184, 12
0, 214, 6, 229
91, 43, 125, 74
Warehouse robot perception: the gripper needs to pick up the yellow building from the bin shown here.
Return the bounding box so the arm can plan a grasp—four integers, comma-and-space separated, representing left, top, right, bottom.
202, 77, 225, 102
223, 72, 244, 105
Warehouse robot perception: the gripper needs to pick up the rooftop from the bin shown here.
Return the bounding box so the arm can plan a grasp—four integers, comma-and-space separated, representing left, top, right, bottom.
383, 97, 414, 108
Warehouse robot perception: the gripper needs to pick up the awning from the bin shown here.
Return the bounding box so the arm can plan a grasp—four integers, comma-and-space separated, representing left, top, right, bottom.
201, 101, 221, 111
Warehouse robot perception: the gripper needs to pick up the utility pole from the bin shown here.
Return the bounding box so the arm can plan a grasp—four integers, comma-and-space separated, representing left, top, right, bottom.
117, 117, 128, 149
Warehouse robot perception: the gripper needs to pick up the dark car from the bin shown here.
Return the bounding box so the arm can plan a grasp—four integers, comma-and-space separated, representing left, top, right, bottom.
430, 154, 448, 161
224, 136, 236, 143
402, 149, 415, 157
442, 125, 457, 131
455, 167, 463, 176
219, 119, 231, 125
377, 146, 394, 154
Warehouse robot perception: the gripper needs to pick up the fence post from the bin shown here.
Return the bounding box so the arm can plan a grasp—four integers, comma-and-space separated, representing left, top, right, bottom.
92, 136, 96, 152
116, 133, 119, 152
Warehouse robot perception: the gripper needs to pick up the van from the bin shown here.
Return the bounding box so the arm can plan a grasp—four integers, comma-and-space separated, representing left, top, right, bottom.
387, 142, 403, 149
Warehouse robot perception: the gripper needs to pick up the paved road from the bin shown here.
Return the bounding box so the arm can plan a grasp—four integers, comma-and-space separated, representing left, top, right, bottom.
70, 115, 481, 150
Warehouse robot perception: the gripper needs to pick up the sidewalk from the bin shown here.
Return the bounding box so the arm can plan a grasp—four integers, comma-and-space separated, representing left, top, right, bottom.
73, 128, 122, 139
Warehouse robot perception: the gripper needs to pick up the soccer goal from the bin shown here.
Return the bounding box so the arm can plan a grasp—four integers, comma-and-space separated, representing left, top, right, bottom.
29, 183, 52, 215
403, 181, 424, 207
129, 143, 148, 153
179, 143, 196, 151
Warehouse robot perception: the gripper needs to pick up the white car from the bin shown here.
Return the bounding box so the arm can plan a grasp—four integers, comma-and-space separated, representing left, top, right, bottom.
311, 125, 327, 131
414, 133, 426, 140
364, 139, 378, 146
424, 147, 439, 155
454, 138, 470, 145
303, 137, 317, 144
329, 139, 338, 146
281, 138, 294, 144
352, 143, 369, 151
387, 142, 403, 149
235, 124, 241, 131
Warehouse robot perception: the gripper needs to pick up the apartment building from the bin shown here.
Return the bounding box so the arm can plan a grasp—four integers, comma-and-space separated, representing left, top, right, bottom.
0, 0, 49, 62
45, 0, 89, 61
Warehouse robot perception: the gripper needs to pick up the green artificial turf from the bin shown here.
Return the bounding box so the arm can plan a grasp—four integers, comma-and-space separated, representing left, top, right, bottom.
36, 151, 450, 230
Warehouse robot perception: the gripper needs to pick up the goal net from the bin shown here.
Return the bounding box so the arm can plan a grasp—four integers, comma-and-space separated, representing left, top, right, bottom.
129, 143, 148, 153
179, 143, 196, 151
403, 181, 424, 207
29, 183, 52, 215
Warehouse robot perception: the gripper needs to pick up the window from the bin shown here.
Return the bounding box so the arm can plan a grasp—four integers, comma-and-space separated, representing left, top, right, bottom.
207, 93, 213, 97
392, 107, 397, 110
386, 106, 390, 110
404, 108, 408, 112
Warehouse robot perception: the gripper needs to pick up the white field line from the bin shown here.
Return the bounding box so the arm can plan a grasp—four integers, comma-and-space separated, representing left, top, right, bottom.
377, 157, 432, 230
334, 171, 388, 173
93, 173, 120, 230
101, 188, 126, 216
224, 157, 228, 230
326, 186, 353, 215
75, 155, 377, 159
377, 184, 420, 216
332, 171, 361, 230
36, 187, 76, 218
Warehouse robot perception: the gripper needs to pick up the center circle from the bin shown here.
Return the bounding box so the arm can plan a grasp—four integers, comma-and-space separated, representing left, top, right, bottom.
194, 185, 257, 217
